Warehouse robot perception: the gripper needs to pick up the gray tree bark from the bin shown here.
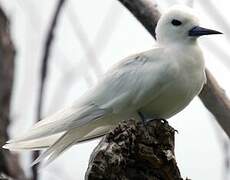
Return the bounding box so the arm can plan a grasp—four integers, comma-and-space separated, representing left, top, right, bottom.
0, 5, 26, 180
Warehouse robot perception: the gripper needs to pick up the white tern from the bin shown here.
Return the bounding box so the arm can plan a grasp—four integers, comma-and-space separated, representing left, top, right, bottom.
3, 5, 222, 165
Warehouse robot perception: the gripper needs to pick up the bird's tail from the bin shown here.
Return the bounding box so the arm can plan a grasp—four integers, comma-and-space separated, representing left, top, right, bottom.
2, 133, 63, 151
3, 120, 112, 166
5, 103, 107, 144
31, 128, 84, 166
2, 102, 113, 165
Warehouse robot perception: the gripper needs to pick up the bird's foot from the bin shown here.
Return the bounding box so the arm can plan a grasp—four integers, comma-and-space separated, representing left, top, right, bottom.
149, 118, 178, 133
142, 118, 168, 124
153, 118, 168, 124
138, 111, 147, 127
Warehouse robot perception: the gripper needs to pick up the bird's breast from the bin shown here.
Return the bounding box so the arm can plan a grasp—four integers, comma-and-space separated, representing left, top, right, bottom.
140, 75, 204, 119
139, 52, 205, 119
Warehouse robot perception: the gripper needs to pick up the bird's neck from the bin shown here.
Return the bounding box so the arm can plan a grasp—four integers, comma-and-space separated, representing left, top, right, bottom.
165, 40, 205, 70
158, 37, 198, 47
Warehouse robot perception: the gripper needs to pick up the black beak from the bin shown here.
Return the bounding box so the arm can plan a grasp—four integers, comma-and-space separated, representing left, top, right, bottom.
189, 26, 223, 36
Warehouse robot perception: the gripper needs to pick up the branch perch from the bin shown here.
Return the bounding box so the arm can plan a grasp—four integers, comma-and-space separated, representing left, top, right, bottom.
86, 120, 183, 180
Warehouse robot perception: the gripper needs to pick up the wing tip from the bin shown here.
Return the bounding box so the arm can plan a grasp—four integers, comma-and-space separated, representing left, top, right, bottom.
30, 158, 41, 167
2, 143, 20, 151
2, 144, 9, 149
6, 139, 15, 143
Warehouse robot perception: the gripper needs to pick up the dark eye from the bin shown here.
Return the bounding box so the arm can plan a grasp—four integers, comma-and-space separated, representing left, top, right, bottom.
171, 19, 182, 26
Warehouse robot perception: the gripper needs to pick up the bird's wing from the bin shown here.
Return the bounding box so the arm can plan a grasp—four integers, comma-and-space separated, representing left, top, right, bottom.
4, 48, 177, 164
6, 103, 111, 143
5, 48, 173, 143
94, 48, 174, 111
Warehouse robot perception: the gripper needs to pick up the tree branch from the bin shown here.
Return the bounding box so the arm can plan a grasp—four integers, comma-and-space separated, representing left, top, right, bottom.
117, 0, 230, 138
119, 0, 160, 39
0, 5, 26, 180
199, 70, 230, 137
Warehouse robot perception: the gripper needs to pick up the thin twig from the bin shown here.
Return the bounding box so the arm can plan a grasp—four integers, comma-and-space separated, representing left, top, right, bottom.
48, 1, 123, 108
118, 0, 160, 39
33, 0, 66, 179
66, 3, 103, 77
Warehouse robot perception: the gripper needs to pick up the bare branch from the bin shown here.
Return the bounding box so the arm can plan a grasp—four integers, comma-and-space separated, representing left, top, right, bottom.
199, 70, 230, 137
118, 0, 160, 39
0, 5, 26, 180
33, 0, 66, 179
48, 2, 123, 109
66, 3, 103, 77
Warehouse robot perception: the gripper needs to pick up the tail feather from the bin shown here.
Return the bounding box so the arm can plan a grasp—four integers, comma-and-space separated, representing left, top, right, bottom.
31, 131, 73, 166
31, 124, 114, 165
3, 133, 63, 151
3, 108, 114, 165
8, 104, 108, 143
3, 122, 114, 166
31, 124, 94, 166
7, 107, 79, 143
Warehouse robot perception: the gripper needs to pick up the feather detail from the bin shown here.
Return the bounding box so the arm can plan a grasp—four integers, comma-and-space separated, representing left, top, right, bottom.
7, 104, 108, 144
31, 124, 112, 166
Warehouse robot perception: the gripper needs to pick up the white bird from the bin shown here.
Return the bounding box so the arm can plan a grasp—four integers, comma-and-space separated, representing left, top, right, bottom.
3, 5, 222, 165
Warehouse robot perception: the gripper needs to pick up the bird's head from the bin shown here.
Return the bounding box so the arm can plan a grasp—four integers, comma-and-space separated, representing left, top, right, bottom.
155, 5, 222, 45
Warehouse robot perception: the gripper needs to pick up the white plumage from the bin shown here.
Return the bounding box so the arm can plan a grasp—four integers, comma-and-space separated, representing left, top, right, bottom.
3, 5, 222, 165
